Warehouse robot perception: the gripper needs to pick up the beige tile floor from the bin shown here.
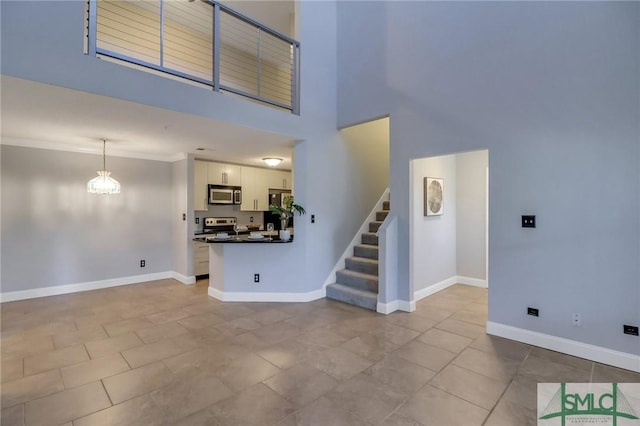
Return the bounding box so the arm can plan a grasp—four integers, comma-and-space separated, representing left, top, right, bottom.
1, 280, 638, 425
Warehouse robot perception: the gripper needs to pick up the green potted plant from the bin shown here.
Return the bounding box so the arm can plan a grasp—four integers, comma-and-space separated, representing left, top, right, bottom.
269, 195, 306, 231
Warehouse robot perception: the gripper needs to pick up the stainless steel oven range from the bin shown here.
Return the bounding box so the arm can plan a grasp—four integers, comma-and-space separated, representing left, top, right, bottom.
202, 217, 237, 234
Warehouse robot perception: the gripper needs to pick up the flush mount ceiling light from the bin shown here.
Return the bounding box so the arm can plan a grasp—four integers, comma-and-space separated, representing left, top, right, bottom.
263, 157, 283, 167
87, 139, 121, 194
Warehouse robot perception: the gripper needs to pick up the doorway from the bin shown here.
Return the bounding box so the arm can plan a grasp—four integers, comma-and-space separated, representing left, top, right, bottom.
409, 149, 489, 301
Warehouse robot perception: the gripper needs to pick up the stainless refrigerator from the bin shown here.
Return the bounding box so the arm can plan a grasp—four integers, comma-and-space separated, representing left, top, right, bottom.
264, 189, 292, 231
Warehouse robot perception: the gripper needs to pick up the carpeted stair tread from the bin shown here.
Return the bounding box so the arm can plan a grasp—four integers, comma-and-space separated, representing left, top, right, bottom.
326, 283, 377, 310
369, 221, 383, 233
376, 211, 389, 221
361, 233, 379, 246
336, 269, 378, 292
345, 256, 379, 275
354, 244, 378, 259
325, 199, 392, 312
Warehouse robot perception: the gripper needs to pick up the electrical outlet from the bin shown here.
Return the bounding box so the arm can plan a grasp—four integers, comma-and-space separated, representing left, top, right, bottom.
140, 260, 146, 268
572, 313, 582, 327
250, 216, 254, 223
311, 214, 316, 224
522, 215, 536, 228
527, 307, 539, 317
182, 213, 186, 221
254, 273, 260, 283
623, 325, 639, 336
195, 218, 199, 225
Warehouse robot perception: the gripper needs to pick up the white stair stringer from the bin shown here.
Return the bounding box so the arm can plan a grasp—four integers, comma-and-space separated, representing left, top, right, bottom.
325, 189, 390, 311
323, 188, 389, 287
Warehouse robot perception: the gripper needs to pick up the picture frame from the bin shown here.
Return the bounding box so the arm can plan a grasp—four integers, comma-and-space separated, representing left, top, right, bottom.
424, 177, 444, 216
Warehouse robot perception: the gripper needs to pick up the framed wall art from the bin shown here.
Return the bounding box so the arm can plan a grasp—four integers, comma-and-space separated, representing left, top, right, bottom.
424, 177, 444, 216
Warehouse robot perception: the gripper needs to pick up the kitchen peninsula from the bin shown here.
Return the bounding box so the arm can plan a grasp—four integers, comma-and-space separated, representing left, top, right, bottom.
193, 215, 295, 279
196, 230, 301, 302
193, 234, 293, 244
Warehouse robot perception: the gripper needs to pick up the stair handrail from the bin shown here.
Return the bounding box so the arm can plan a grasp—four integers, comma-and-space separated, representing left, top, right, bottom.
322, 188, 390, 288
86, 0, 300, 114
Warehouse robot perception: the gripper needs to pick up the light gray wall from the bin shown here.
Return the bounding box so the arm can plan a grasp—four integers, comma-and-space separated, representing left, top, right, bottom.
172, 159, 189, 277
1, 145, 173, 292
456, 150, 488, 281
295, 0, 383, 293
411, 154, 457, 293
340, 117, 390, 229
337, 1, 639, 354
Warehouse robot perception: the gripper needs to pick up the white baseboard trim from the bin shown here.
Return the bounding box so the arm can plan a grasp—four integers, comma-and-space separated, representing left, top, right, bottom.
172, 272, 196, 285
414, 276, 458, 301
456, 276, 487, 288
0, 271, 178, 302
398, 300, 416, 312
377, 299, 415, 314
208, 286, 326, 303
413, 276, 488, 302
377, 300, 398, 315
487, 321, 640, 373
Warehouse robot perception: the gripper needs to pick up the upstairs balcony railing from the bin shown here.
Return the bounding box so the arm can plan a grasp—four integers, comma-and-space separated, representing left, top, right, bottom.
86, 0, 300, 114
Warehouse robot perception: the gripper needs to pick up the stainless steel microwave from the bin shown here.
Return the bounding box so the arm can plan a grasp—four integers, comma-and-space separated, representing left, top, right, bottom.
208, 185, 242, 205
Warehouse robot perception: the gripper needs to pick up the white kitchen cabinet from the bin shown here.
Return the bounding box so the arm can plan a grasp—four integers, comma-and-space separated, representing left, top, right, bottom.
207, 162, 241, 186
240, 166, 270, 211
193, 241, 209, 276
193, 161, 209, 211
267, 170, 291, 190
241, 167, 293, 211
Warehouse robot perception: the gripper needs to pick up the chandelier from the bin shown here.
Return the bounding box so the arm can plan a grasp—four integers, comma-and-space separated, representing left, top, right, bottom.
87, 139, 121, 194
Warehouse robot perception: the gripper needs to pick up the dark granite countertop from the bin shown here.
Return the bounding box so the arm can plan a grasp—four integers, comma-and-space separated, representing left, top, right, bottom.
194, 230, 252, 236
193, 235, 293, 244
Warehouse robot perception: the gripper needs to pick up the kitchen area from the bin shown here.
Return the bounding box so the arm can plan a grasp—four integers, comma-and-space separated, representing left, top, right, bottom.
192, 159, 295, 279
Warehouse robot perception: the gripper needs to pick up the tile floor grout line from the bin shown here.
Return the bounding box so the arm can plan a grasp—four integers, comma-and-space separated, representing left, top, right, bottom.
426, 371, 493, 413
513, 346, 533, 377
119, 349, 134, 370
480, 348, 532, 426
413, 337, 470, 356
413, 321, 531, 424
376, 393, 415, 426
480, 372, 517, 425
99, 378, 115, 407
414, 333, 486, 413
448, 358, 514, 384
79, 342, 90, 364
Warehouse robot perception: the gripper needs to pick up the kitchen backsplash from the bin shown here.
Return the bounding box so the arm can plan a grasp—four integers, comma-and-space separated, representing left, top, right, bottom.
194, 205, 263, 232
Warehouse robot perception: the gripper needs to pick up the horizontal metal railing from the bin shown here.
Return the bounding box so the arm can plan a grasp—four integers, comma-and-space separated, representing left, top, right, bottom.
87, 0, 300, 114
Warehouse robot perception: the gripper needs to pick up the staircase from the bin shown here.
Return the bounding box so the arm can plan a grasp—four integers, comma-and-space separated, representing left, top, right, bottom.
326, 201, 390, 310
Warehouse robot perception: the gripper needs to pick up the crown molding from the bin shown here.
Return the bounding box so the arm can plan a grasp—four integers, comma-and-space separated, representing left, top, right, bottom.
1, 136, 186, 162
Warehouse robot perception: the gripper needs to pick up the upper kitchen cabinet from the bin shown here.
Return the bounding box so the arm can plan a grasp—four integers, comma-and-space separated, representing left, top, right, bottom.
267, 170, 291, 190
240, 167, 293, 211
208, 163, 241, 186
241, 167, 270, 211
194, 160, 209, 211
